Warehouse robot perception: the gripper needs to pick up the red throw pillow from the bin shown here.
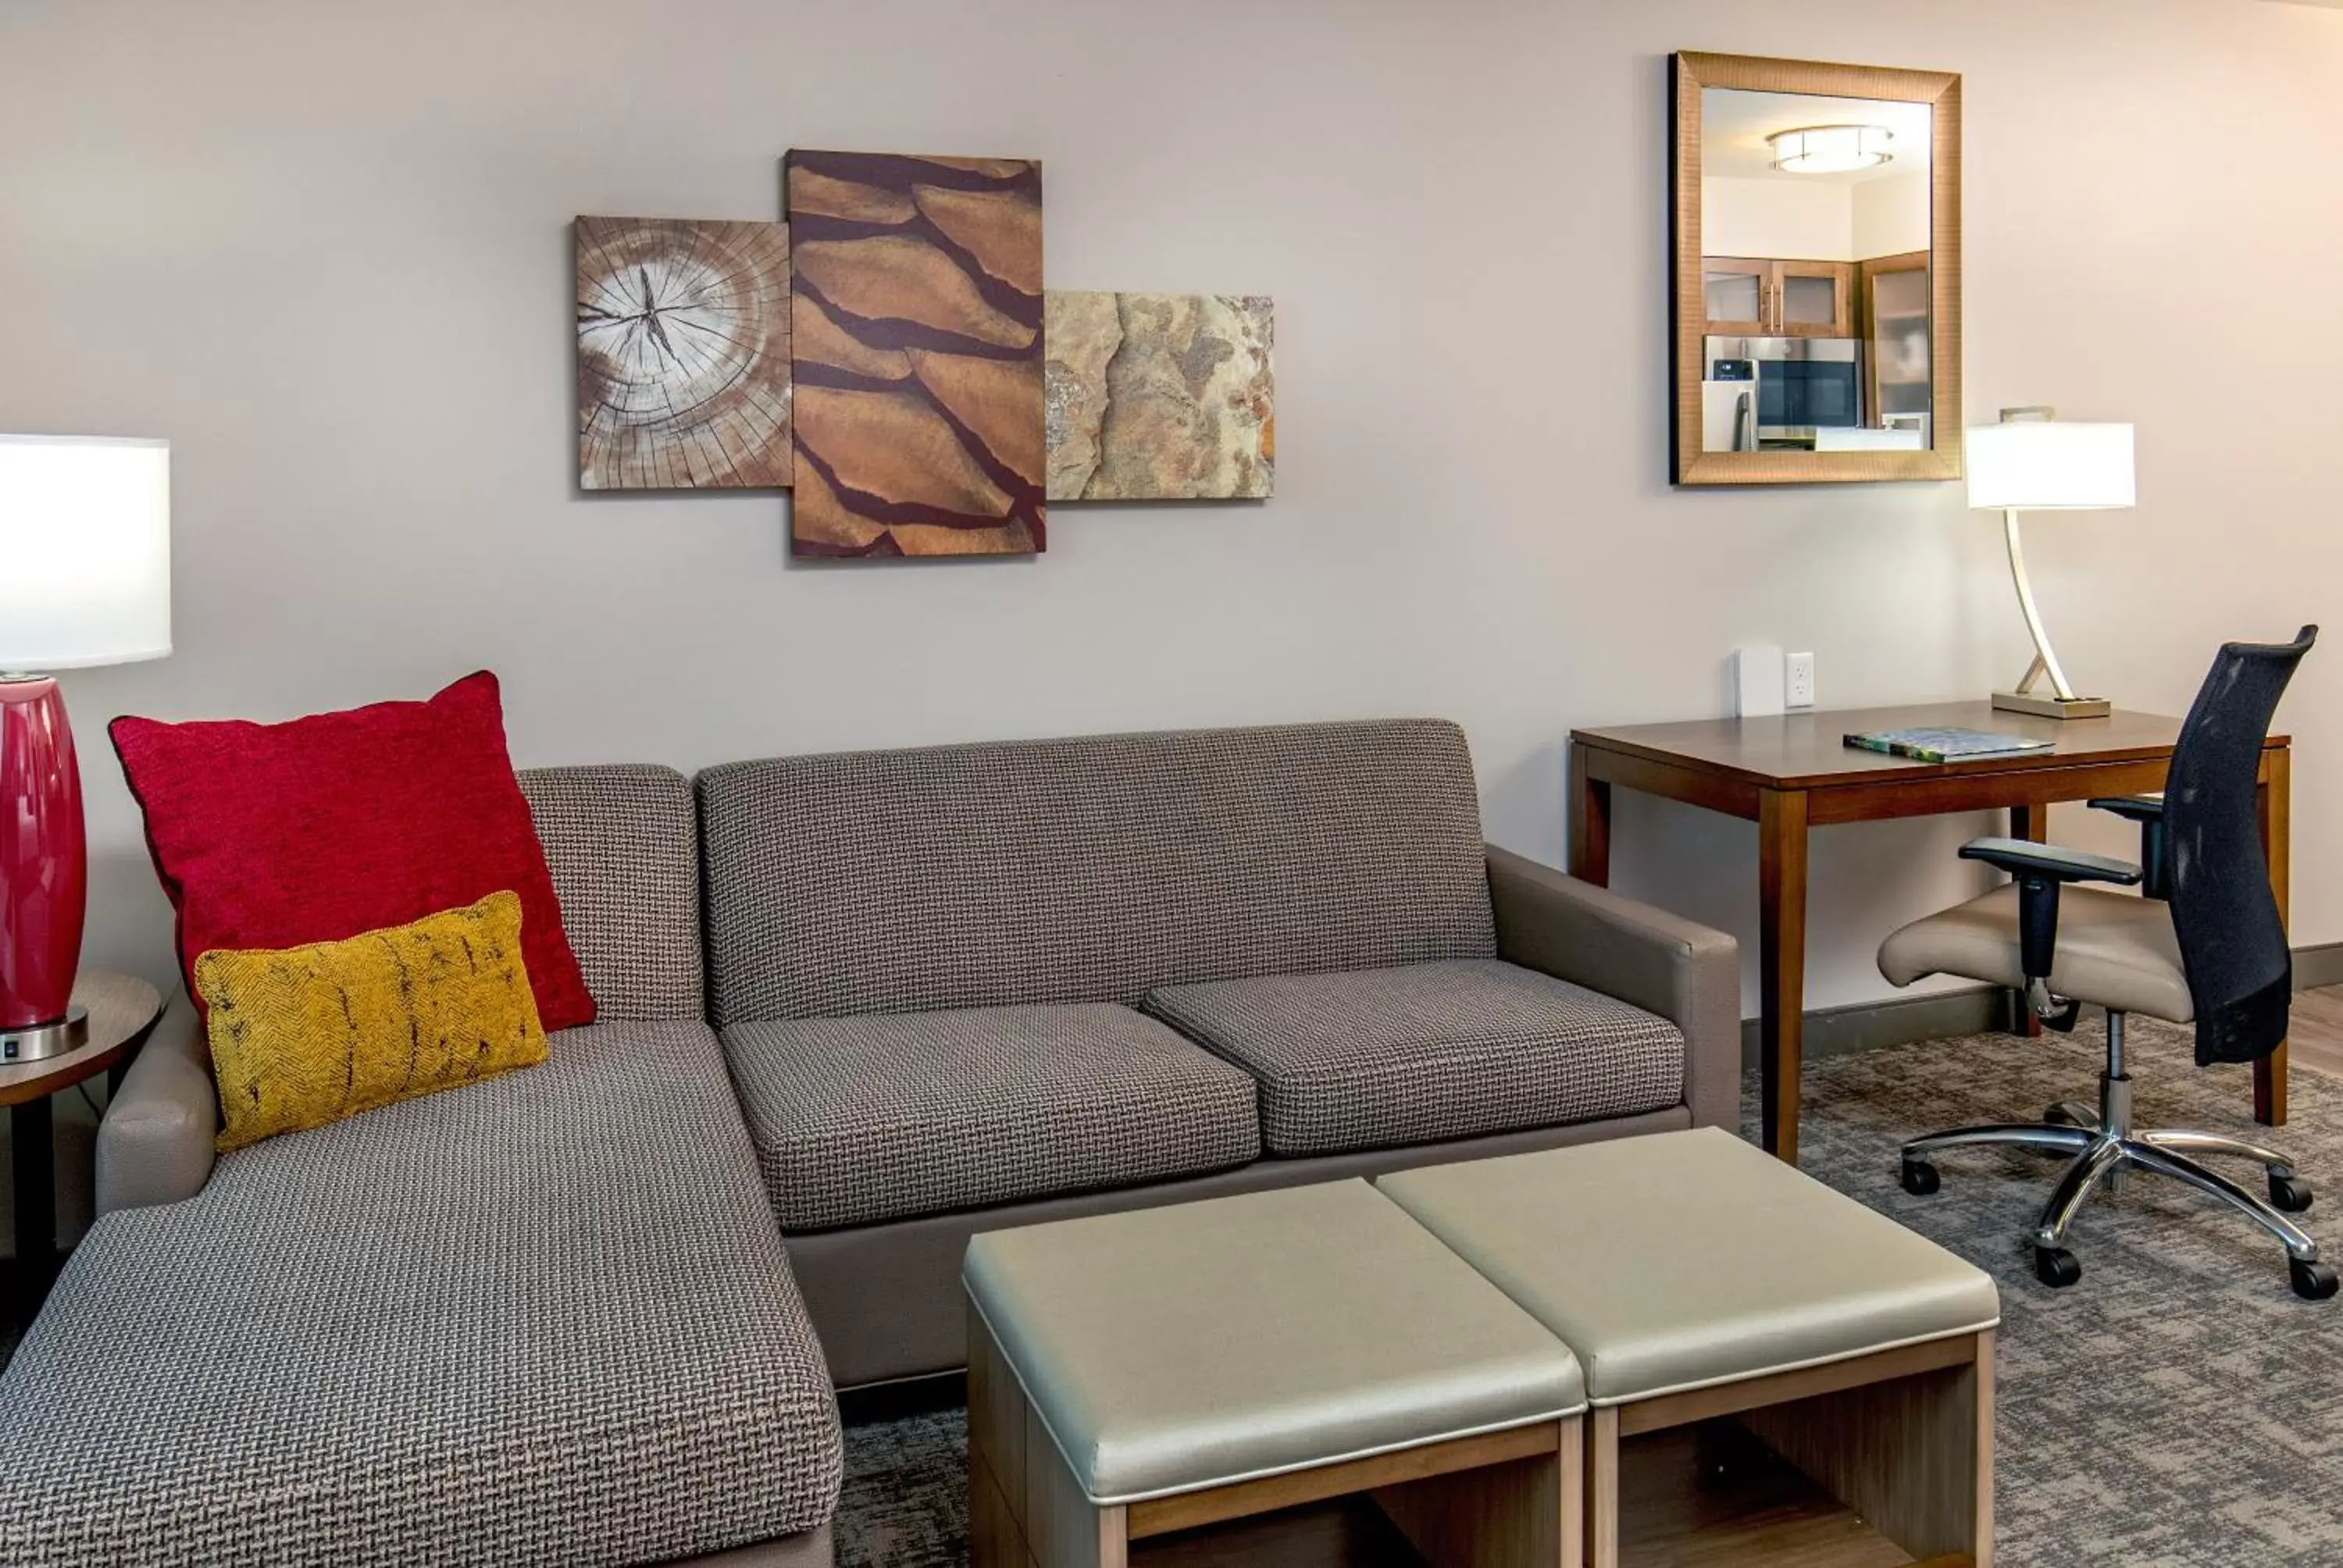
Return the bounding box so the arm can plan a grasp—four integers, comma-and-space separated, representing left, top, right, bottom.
112, 671, 596, 1033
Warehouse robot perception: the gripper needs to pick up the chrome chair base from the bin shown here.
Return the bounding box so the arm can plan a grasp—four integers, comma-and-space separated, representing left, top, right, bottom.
1899, 1012, 2338, 1299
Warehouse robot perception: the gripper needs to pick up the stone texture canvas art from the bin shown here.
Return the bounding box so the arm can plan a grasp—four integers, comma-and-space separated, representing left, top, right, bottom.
785, 151, 1046, 557
1045, 293, 1275, 502
576, 217, 793, 490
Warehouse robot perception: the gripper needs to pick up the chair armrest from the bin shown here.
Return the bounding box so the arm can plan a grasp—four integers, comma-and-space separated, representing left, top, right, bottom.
2088, 793, 2165, 824
1485, 845, 1742, 1132
95, 992, 217, 1217
1959, 837, 2142, 886
2088, 794, 2170, 900
1958, 839, 2138, 1030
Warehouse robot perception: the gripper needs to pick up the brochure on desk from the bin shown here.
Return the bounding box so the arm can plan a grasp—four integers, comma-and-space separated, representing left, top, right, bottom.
1845, 727, 2055, 764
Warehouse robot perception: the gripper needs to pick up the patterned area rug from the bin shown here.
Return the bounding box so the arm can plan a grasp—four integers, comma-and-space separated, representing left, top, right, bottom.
836, 1017, 2343, 1567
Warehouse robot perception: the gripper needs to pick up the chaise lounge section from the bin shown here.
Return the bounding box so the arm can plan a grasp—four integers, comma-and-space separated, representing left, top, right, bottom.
0, 767, 844, 1568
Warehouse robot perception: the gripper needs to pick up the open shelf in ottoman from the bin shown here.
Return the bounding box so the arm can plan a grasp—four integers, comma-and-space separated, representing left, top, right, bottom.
1607, 1333, 1992, 1568
1377, 1128, 2001, 1568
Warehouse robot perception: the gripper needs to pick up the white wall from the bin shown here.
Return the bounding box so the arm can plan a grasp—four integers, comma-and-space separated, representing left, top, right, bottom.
1705, 169, 1930, 263
1853, 170, 1933, 260
1703, 174, 1856, 260
4, 0, 2341, 1240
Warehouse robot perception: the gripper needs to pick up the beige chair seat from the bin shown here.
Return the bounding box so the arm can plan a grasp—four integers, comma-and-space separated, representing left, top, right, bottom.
961, 1179, 1584, 1504
1377, 1128, 1999, 1405
1878, 882, 2192, 1023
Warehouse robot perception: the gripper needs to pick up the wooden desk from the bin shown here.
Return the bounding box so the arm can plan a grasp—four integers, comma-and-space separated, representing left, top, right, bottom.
1567, 703, 2291, 1165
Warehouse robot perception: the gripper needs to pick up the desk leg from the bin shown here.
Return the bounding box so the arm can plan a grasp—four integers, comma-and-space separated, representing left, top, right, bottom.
2010, 804, 2049, 1039
1760, 789, 1810, 1164
1568, 743, 1612, 889
10, 1097, 57, 1314
2258, 748, 2291, 1127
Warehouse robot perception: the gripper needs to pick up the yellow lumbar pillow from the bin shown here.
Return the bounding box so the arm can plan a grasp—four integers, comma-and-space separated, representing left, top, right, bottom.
196, 890, 550, 1153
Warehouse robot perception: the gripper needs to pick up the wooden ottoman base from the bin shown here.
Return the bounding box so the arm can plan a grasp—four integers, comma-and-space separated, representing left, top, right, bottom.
969, 1304, 1586, 1568
1584, 1330, 1995, 1568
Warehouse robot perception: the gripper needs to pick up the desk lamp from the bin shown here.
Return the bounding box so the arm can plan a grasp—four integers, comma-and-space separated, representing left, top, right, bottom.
1966, 408, 2134, 720
0, 436, 171, 1061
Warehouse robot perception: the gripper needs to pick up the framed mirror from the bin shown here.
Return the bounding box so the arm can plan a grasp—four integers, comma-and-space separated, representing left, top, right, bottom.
1671, 53, 1961, 486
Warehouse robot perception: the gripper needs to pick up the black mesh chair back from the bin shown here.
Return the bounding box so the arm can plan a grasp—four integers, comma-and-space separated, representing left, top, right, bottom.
2168, 625, 2317, 1064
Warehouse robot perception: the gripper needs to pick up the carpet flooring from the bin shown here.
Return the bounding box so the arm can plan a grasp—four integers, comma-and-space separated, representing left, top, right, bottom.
836, 1017, 2343, 1567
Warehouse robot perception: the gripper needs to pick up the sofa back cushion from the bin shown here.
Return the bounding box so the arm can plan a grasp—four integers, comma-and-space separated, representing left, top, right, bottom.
698, 719, 1497, 1025
518, 765, 705, 1022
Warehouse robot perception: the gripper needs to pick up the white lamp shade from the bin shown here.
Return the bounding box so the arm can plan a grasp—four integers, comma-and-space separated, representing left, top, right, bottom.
1966, 421, 2136, 511
0, 436, 172, 670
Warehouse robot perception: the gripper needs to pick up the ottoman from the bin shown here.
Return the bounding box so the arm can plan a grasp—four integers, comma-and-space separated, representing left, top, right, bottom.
1380, 1127, 2002, 1568
962, 1179, 1588, 1567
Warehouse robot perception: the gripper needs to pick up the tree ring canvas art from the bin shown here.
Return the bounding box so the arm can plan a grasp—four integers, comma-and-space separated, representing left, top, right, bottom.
785, 151, 1046, 557
576, 217, 793, 490
1045, 293, 1274, 501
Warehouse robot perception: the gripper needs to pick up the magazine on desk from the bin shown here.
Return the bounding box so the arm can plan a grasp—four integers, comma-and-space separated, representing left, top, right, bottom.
1844, 727, 2055, 764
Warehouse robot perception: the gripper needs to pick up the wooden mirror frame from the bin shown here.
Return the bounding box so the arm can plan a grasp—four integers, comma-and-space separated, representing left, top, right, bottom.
1671, 52, 1963, 486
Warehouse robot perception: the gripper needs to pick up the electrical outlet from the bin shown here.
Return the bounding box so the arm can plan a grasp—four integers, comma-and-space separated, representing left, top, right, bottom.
1786, 651, 1817, 710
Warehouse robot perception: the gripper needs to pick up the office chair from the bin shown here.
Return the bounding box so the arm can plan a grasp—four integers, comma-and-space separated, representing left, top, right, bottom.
1878, 626, 2334, 1299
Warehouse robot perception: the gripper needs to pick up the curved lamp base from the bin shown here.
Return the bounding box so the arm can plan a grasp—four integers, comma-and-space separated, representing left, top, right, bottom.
1994, 690, 2112, 721
1994, 508, 2109, 721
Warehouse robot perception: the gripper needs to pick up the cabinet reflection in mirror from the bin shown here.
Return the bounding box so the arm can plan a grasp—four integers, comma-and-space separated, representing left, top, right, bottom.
1672, 53, 1961, 486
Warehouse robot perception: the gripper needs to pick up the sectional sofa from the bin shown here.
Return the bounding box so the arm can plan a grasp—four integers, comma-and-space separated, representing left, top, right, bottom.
0, 719, 1738, 1567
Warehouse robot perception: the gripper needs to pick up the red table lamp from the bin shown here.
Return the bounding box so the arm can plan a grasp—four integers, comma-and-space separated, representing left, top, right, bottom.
0, 436, 171, 1063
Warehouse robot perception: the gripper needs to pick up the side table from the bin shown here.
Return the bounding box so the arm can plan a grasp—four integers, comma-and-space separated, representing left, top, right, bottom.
2, 971, 167, 1311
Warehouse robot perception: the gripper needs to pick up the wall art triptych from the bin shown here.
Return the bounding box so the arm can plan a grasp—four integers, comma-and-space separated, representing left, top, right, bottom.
576, 217, 793, 491
786, 151, 1046, 557
575, 149, 1274, 560
1045, 291, 1275, 503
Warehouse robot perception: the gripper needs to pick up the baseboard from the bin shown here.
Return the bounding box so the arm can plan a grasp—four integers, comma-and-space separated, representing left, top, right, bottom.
1745, 941, 2343, 1068
1740, 988, 2002, 1069
2295, 941, 2343, 992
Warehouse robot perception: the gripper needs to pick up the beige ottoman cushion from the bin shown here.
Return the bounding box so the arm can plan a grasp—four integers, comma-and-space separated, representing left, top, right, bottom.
962, 1178, 1585, 1504
1378, 1127, 1999, 1405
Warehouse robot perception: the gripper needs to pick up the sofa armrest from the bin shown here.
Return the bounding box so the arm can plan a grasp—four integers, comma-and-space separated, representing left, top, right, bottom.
1486, 845, 1742, 1131
95, 992, 217, 1217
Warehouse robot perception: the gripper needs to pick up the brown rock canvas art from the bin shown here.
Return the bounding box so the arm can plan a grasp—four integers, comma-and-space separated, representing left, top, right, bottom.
576, 217, 793, 490
786, 151, 1046, 557
1045, 293, 1275, 501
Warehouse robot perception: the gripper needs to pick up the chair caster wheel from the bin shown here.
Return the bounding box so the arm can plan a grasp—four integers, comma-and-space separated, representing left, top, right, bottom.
1900, 1159, 1939, 1196
2290, 1259, 2338, 1301
2044, 1104, 2077, 1126
2270, 1174, 2315, 1213
2035, 1246, 2082, 1288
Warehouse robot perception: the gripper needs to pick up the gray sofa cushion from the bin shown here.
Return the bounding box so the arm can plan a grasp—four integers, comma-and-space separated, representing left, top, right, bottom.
1143, 960, 1687, 1156
519, 764, 704, 1021
697, 719, 1498, 1026
0, 1021, 842, 1568
723, 1004, 1261, 1231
